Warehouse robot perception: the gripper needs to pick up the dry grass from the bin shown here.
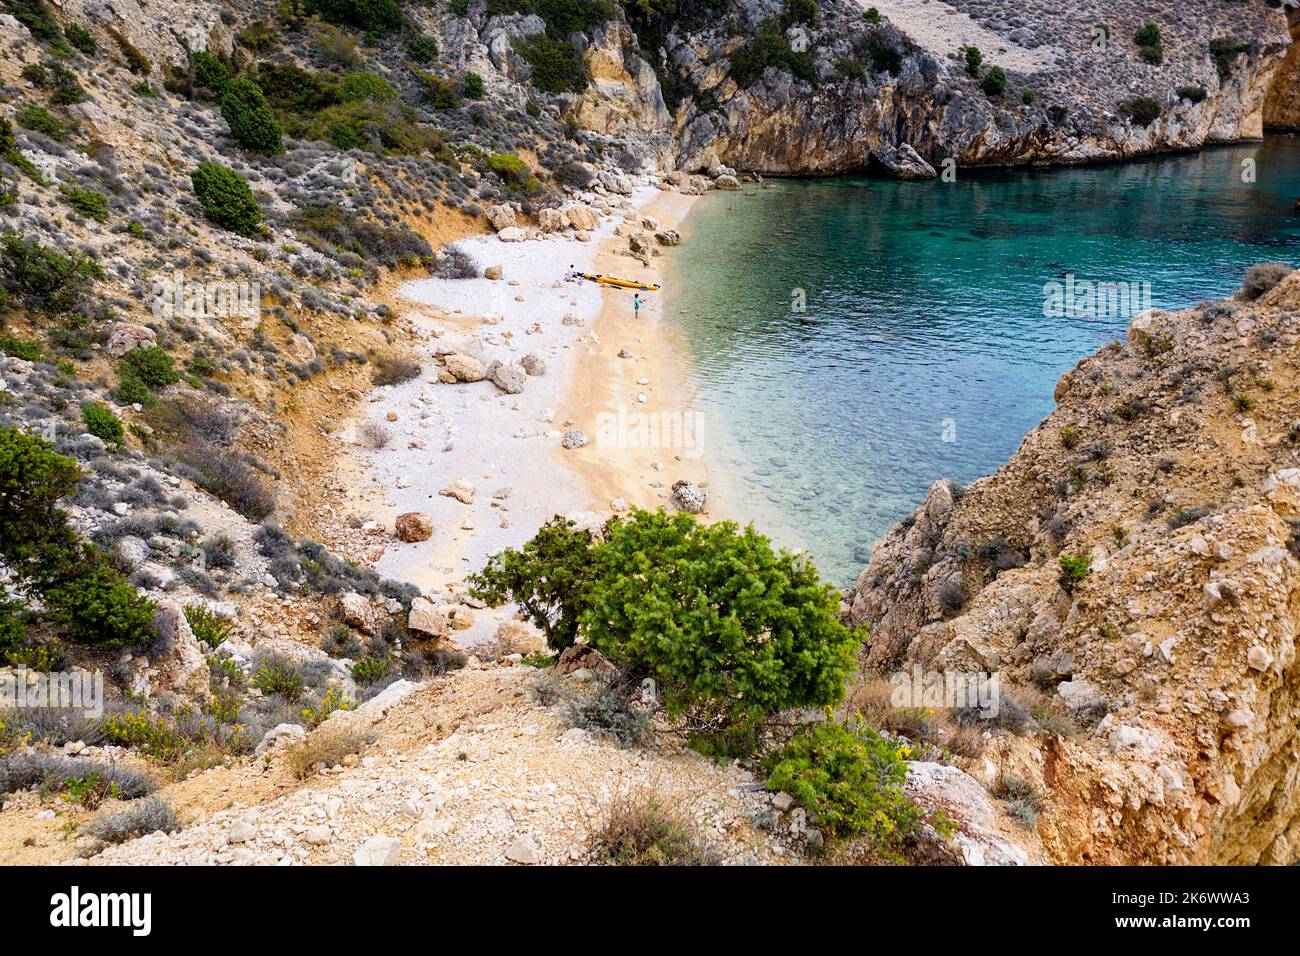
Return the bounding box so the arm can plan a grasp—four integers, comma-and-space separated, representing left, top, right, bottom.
587, 785, 719, 866
285, 724, 370, 780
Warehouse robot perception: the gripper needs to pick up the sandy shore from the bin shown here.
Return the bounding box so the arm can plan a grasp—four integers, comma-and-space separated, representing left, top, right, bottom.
337, 179, 736, 635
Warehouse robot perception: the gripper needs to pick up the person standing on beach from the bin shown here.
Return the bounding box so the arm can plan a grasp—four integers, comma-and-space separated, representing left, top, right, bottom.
633, 293, 642, 319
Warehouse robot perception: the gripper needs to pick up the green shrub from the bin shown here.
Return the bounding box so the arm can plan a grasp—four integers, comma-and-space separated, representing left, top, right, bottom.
1047, 105, 1068, 125
0, 232, 103, 314
1119, 97, 1161, 126
964, 46, 982, 77
220, 78, 283, 154
0, 333, 45, 362
512, 33, 590, 93
0, 600, 27, 663
1021, 89, 1036, 105
42, 560, 156, 648
729, 19, 814, 86
191, 161, 262, 236
980, 67, 1007, 97
306, 99, 439, 154
192, 50, 232, 96
118, 346, 177, 389
341, 70, 398, 102
468, 516, 599, 651
407, 31, 439, 63
59, 184, 109, 222
1209, 37, 1244, 83
763, 720, 919, 850
1134, 23, 1162, 65
1058, 553, 1090, 593
863, 6, 880, 24
1176, 85, 1208, 104
114, 374, 152, 406
785, 0, 817, 24
4, 0, 69, 52
583, 511, 858, 751
15, 104, 68, 141
81, 402, 123, 444
312, 0, 404, 33
65, 23, 97, 56
254, 62, 341, 116
0, 432, 150, 647
252, 658, 304, 702
463, 71, 485, 98
351, 654, 392, 684
184, 604, 234, 648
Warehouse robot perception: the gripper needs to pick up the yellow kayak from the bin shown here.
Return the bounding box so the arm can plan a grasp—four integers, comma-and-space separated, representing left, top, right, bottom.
578, 272, 660, 291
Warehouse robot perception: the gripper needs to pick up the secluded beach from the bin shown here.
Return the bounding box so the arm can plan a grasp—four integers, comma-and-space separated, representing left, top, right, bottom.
339, 178, 743, 624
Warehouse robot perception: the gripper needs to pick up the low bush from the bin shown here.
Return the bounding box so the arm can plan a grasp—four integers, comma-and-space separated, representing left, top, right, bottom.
562, 679, 652, 747
191, 161, 262, 237
475, 510, 858, 753
81, 402, 123, 444
59, 184, 108, 222
0, 333, 46, 362
371, 353, 421, 385
0, 752, 156, 801
184, 604, 233, 648
1, 232, 104, 314
513, 33, 590, 93
252, 658, 304, 702
312, 0, 403, 34
82, 797, 179, 846
220, 78, 283, 155
589, 786, 718, 865
1119, 97, 1161, 127
1209, 37, 1244, 82
980, 67, 1007, 97
1058, 553, 1090, 593
285, 724, 368, 779
762, 720, 919, 851
1240, 261, 1291, 301
728, 19, 814, 86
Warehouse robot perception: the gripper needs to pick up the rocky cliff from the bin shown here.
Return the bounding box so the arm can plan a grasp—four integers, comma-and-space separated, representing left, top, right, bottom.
654, 0, 1295, 175
847, 268, 1300, 864
1264, 3, 1300, 130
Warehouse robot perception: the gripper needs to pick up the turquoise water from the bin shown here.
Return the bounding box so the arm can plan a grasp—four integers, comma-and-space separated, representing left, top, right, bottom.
670, 136, 1300, 585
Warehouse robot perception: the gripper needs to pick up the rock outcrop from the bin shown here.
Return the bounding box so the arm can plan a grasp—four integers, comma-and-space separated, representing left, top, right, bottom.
848, 269, 1300, 864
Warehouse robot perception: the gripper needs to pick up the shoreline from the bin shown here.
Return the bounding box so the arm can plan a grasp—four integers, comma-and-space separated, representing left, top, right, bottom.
333, 178, 744, 640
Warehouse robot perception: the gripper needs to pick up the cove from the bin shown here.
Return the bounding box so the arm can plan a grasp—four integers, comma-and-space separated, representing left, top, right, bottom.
667, 136, 1300, 585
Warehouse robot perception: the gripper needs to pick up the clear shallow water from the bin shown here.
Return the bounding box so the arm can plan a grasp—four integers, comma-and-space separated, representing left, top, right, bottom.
669, 136, 1300, 586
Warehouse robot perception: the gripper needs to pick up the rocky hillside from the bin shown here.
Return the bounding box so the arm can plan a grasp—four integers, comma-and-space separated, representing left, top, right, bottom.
848, 265, 1300, 865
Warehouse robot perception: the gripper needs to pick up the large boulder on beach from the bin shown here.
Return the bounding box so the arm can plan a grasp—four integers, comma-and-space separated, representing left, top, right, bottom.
670, 480, 707, 514
521, 353, 546, 376
713, 174, 741, 190
395, 512, 433, 543
566, 204, 599, 231
488, 360, 527, 395
498, 227, 527, 243
486, 204, 516, 231
444, 353, 486, 383
538, 207, 568, 233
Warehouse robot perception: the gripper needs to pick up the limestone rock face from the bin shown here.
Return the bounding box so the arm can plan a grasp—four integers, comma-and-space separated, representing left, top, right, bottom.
148, 604, 211, 701
848, 270, 1300, 865
572, 23, 674, 171
664, 1, 1291, 176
